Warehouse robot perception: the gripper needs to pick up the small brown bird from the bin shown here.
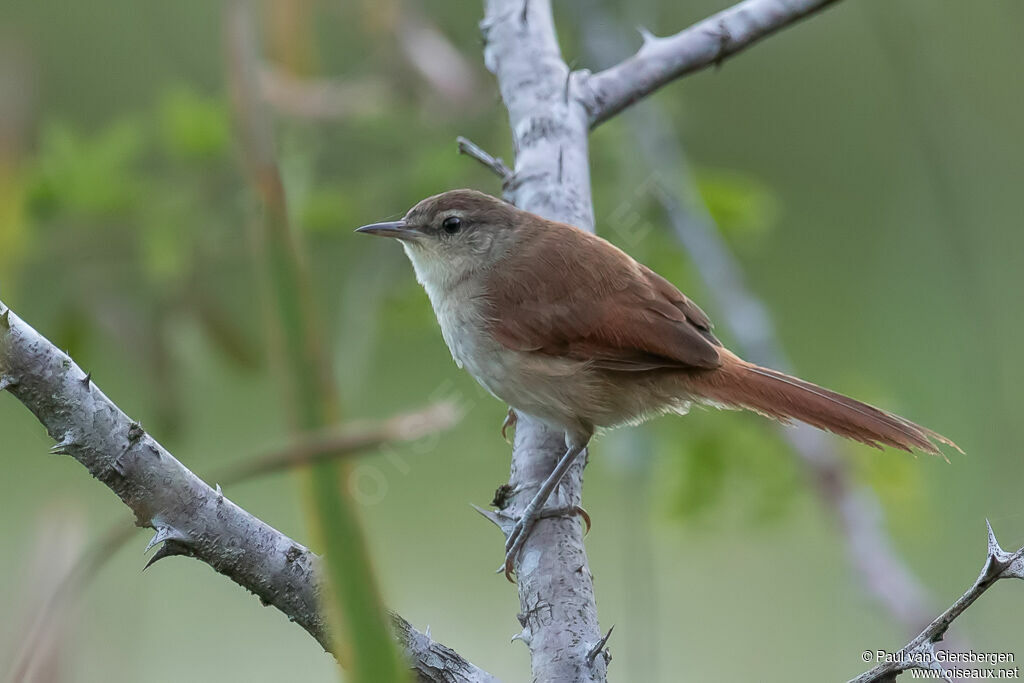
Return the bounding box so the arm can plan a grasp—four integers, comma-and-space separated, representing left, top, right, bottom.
357, 189, 958, 577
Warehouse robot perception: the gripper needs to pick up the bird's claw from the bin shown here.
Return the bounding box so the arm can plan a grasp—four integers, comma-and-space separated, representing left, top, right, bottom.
496, 505, 591, 582
497, 514, 534, 582
501, 408, 518, 444
573, 505, 592, 536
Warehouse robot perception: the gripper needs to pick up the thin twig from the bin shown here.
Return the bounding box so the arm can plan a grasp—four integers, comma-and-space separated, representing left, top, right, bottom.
850, 522, 1024, 683
215, 402, 460, 485
456, 136, 512, 182
259, 66, 393, 120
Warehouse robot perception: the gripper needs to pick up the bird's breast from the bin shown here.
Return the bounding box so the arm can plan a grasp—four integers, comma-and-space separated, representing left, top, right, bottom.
431, 288, 506, 390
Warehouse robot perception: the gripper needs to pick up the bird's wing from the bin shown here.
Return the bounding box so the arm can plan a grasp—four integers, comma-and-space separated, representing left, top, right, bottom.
484, 223, 722, 371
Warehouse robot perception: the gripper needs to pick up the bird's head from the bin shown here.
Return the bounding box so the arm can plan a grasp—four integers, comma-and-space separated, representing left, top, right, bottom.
356, 189, 523, 290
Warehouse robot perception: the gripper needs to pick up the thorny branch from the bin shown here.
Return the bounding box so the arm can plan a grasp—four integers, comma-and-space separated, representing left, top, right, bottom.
0, 301, 497, 683
850, 522, 1024, 683
478, 0, 608, 680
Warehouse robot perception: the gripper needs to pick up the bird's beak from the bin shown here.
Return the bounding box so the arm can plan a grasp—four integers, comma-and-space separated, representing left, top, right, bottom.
355, 220, 418, 240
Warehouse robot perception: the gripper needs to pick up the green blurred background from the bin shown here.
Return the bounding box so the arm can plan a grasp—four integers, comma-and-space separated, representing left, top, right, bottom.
1, 0, 1021, 681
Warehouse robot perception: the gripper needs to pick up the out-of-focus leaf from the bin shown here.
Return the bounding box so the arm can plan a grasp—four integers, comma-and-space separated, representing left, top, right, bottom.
694, 168, 779, 239
0, 165, 30, 281
663, 410, 798, 524
139, 216, 188, 284
855, 446, 926, 532
27, 119, 145, 218
673, 432, 728, 519
158, 87, 230, 162
842, 380, 930, 534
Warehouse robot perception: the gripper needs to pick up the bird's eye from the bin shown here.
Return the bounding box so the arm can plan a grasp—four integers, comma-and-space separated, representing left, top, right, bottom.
442, 216, 462, 234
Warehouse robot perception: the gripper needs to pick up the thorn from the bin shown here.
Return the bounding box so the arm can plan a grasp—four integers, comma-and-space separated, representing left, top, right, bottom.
586, 625, 615, 665
471, 503, 508, 532
0, 307, 9, 331
215, 483, 223, 497
984, 519, 1024, 580
986, 519, 1001, 557
143, 543, 183, 571
984, 519, 1011, 577
510, 629, 531, 645
81, 372, 92, 387
637, 26, 657, 44
49, 434, 76, 455
145, 525, 188, 553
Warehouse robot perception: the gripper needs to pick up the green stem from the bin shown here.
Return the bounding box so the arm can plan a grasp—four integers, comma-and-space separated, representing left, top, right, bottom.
224, 2, 406, 680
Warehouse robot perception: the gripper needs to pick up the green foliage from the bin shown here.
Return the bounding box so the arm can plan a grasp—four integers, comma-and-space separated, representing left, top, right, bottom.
27, 119, 145, 218
158, 87, 231, 162
138, 204, 189, 284
14, 87, 248, 434
660, 409, 800, 525
694, 168, 779, 240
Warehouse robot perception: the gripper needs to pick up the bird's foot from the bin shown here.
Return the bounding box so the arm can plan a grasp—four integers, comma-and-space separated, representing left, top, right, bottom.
497, 504, 591, 582
501, 408, 518, 444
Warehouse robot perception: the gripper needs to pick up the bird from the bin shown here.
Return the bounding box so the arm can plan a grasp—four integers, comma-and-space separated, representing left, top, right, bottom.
356, 188, 958, 579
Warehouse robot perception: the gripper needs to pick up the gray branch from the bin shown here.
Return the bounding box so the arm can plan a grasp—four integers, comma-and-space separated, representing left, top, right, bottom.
0, 301, 496, 683
478, 0, 608, 680
582, 0, 844, 127
850, 522, 1024, 683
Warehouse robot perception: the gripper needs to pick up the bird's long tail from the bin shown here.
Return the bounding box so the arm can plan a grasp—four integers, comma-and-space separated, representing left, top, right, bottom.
685, 350, 960, 456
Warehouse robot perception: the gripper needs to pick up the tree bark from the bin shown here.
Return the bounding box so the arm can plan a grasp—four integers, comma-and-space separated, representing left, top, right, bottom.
480, 1, 609, 681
